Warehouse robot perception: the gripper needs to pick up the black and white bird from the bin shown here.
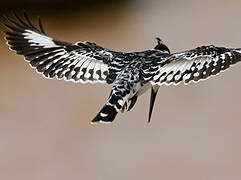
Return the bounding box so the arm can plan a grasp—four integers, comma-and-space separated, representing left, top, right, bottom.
4, 13, 241, 124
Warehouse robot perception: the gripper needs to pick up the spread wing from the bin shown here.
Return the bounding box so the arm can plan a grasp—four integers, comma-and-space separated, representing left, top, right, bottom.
143, 45, 241, 86
4, 12, 129, 84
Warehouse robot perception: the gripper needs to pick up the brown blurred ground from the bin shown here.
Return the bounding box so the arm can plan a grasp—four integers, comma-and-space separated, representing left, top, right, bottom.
1, 0, 241, 179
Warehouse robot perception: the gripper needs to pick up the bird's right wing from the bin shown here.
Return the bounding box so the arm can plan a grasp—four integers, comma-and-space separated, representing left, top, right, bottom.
143, 45, 241, 86
4, 12, 130, 84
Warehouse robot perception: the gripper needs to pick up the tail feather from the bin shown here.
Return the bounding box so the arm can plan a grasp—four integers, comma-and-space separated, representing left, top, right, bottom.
91, 105, 118, 124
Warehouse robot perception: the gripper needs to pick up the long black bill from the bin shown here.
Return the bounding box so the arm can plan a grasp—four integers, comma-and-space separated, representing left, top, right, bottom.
148, 86, 159, 123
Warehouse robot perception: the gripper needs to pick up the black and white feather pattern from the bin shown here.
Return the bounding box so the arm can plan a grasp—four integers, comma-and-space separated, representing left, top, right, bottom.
4, 12, 129, 84
142, 46, 241, 86
4, 13, 241, 123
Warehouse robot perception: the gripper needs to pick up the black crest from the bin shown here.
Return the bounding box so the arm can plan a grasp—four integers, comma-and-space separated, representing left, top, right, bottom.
154, 37, 170, 54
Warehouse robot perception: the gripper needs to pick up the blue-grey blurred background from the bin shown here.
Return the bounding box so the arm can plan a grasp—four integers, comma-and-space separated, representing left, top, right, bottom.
1, 0, 241, 179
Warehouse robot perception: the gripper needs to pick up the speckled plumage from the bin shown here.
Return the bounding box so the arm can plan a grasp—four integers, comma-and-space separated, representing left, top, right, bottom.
4, 13, 241, 123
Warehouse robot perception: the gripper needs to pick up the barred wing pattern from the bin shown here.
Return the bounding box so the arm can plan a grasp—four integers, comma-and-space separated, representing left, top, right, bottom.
143, 46, 241, 86
4, 13, 128, 84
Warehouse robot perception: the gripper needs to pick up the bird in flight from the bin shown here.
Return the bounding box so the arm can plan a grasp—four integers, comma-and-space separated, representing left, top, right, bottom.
4, 12, 241, 124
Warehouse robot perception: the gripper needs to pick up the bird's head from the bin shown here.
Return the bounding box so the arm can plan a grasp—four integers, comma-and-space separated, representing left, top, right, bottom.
154, 37, 170, 54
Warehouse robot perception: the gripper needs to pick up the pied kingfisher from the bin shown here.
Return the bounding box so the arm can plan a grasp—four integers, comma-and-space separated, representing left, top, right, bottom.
4, 12, 241, 124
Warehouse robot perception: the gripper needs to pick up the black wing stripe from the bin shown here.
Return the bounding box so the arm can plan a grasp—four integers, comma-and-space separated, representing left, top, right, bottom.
73, 59, 86, 80
78, 58, 92, 81
149, 47, 241, 86
56, 58, 78, 80
13, 12, 29, 27
25, 48, 63, 60
43, 55, 65, 77
5, 16, 26, 29
47, 58, 66, 77
29, 50, 65, 67
5, 12, 133, 84
49, 58, 67, 78
38, 17, 46, 35
23, 12, 35, 29
64, 58, 81, 80
4, 23, 24, 33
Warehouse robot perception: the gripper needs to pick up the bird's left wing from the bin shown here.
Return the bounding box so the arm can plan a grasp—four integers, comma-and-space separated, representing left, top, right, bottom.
143, 45, 241, 85
4, 13, 128, 84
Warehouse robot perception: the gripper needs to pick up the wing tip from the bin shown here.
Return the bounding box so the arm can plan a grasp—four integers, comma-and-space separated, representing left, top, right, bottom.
3, 11, 46, 36
38, 16, 46, 35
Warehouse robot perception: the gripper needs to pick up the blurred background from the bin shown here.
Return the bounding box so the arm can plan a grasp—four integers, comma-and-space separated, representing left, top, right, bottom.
1, 0, 241, 179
